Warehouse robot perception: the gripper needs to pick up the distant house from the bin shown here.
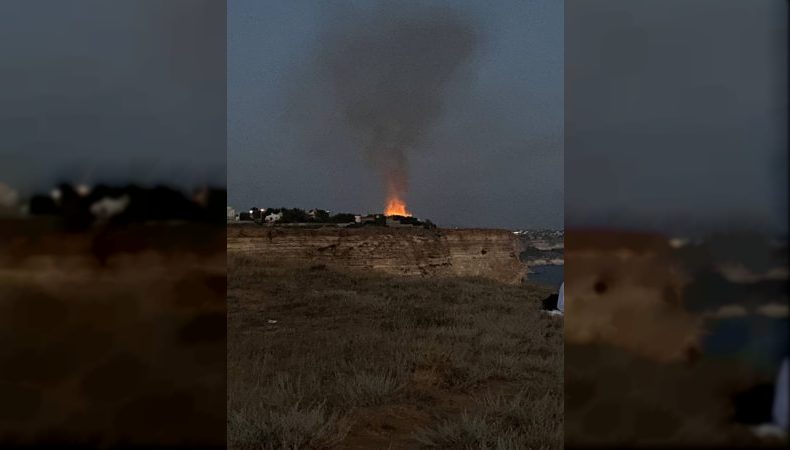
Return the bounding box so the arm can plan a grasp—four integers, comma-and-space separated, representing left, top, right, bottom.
0, 182, 20, 216
90, 195, 131, 222
0, 182, 18, 206
75, 184, 91, 197
265, 212, 283, 223
227, 207, 236, 221
386, 217, 409, 227
356, 214, 381, 225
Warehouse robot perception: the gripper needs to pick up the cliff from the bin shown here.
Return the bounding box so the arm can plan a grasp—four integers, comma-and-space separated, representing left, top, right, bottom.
226, 225, 528, 284
564, 229, 700, 363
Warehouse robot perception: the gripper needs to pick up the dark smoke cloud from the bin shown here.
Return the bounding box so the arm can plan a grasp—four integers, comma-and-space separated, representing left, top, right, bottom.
316, 4, 478, 207
229, 0, 563, 229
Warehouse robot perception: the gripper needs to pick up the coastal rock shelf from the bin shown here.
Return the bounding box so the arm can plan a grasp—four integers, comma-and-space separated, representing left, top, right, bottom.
227, 225, 528, 285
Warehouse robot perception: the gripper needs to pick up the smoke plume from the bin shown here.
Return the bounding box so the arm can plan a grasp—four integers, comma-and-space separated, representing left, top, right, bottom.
317, 4, 478, 211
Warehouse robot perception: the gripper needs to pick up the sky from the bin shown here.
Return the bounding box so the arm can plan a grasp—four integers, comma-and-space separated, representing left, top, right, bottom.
5, 1, 780, 234
228, 0, 564, 230
0, 0, 226, 194
566, 0, 788, 235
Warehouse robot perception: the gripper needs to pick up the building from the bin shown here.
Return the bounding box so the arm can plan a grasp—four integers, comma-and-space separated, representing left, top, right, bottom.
90, 195, 130, 222
227, 207, 236, 221
0, 182, 20, 216
356, 214, 382, 225
264, 212, 283, 223
0, 182, 18, 206
386, 217, 409, 227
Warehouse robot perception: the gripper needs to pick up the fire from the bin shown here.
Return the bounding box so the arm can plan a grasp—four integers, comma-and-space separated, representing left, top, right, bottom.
384, 194, 411, 216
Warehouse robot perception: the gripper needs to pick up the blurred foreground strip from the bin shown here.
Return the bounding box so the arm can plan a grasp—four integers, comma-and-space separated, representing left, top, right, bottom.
565, 229, 788, 448
0, 216, 226, 448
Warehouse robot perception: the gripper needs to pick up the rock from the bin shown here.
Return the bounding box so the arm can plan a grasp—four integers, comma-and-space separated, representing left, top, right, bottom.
564, 229, 700, 363
227, 226, 528, 284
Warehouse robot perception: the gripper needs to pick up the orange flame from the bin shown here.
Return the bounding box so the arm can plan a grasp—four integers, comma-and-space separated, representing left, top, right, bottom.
385, 194, 411, 216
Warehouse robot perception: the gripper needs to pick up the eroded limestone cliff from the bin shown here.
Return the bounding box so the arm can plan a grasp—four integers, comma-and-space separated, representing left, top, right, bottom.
564, 229, 699, 363
227, 225, 527, 284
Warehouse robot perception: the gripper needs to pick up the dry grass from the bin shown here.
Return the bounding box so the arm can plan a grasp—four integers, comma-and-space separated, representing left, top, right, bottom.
228, 253, 563, 449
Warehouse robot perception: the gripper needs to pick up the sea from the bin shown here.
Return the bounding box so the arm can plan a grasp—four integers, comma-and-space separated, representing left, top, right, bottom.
527, 264, 564, 289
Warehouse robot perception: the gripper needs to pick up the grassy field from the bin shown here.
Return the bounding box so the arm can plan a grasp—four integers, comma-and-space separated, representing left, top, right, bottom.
228, 254, 563, 449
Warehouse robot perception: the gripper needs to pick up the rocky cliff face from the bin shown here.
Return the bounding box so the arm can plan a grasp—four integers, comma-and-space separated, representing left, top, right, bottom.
227, 226, 527, 284
565, 229, 700, 363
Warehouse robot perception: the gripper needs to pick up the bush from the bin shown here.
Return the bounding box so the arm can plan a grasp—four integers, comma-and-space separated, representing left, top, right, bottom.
329, 213, 356, 224
310, 209, 331, 223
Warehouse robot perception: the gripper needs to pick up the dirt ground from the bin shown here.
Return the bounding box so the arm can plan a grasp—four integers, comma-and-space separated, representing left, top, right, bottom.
0, 218, 226, 448
227, 253, 563, 449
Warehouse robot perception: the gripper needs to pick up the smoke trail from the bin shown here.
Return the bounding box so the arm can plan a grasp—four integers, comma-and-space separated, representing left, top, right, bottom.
318, 3, 477, 210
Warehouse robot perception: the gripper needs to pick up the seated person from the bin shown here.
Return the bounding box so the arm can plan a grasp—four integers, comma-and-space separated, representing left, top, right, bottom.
774, 357, 788, 431
557, 282, 564, 313
541, 282, 564, 315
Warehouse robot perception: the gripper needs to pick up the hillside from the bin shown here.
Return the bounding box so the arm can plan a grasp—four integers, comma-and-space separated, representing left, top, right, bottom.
228, 255, 562, 449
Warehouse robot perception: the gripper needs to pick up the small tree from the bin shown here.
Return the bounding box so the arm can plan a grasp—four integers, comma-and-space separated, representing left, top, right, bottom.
312, 209, 331, 223
330, 213, 356, 224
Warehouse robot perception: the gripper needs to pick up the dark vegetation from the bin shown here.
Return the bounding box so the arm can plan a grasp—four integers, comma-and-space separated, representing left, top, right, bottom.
240, 207, 437, 229
29, 183, 225, 230
228, 254, 563, 449
243, 207, 331, 223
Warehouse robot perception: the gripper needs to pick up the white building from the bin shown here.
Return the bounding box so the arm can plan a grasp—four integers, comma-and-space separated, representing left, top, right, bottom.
0, 182, 19, 216
264, 212, 283, 223
0, 182, 19, 208
90, 195, 130, 222
227, 206, 236, 221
